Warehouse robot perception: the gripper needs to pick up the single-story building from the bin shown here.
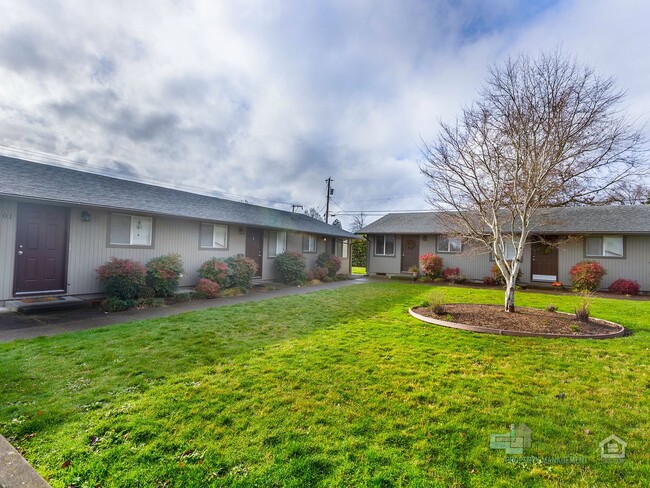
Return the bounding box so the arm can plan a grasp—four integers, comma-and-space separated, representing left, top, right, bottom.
0, 156, 357, 303
359, 207, 650, 291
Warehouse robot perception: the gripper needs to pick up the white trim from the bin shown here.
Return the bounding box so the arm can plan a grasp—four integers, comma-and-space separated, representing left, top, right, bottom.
532, 274, 557, 282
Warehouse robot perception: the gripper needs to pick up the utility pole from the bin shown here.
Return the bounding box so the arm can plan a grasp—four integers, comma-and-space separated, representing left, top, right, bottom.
291, 204, 303, 213
325, 177, 333, 223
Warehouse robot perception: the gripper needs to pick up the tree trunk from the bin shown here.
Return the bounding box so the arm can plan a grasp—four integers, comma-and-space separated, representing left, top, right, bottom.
504, 283, 515, 312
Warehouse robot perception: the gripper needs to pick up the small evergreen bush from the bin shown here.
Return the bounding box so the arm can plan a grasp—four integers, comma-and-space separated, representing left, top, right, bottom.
316, 252, 342, 278
419, 253, 443, 278
569, 260, 606, 291
198, 258, 230, 288
145, 253, 184, 297
194, 278, 221, 298
101, 297, 136, 312
274, 251, 307, 284
608, 278, 640, 295
96, 257, 146, 300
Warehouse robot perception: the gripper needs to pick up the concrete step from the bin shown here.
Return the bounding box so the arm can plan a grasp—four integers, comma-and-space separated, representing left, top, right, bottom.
5, 296, 90, 314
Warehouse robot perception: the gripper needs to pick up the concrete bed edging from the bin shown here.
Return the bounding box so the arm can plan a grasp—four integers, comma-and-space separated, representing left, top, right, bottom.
0, 434, 51, 487
408, 307, 627, 339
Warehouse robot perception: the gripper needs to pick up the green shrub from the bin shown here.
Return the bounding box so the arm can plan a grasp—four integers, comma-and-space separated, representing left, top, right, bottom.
221, 287, 247, 297
194, 278, 220, 299
145, 253, 184, 297
198, 258, 230, 288
96, 257, 146, 300
570, 260, 606, 291
136, 297, 165, 308
173, 292, 192, 303
101, 297, 136, 312
226, 256, 258, 289
491, 263, 523, 286
351, 239, 367, 268
419, 253, 443, 278
316, 252, 342, 278
274, 251, 307, 284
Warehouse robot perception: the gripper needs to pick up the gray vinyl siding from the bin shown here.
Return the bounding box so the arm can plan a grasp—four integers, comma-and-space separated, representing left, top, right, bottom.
65, 207, 246, 295
0, 200, 18, 300
366, 235, 402, 275
558, 235, 650, 291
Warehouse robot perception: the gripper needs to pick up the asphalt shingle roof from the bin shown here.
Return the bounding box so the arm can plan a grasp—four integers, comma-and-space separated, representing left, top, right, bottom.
0, 156, 357, 239
360, 206, 650, 235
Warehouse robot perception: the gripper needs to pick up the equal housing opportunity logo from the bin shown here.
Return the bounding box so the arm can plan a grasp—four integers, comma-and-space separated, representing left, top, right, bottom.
490, 423, 626, 465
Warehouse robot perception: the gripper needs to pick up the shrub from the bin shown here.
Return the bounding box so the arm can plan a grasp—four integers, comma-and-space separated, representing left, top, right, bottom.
569, 260, 606, 291
145, 253, 184, 297
194, 278, 220, 298
96, 257, 146, 300
443, 267, 460, 280
574, 291, 593, 323
546, 304, 558, 313
101, 297, 136, 312
419, 253, 443, 278
221, 287, 247, 297
491, 263, 522, 286
316, 252, 342, 278
227, 256, 258, 289
198, 258, 230, 288
274, 251, 307, 284
136, 297, 165, 308
609, 278, 640, 296
173, 292, 192, 303
433, 277, 446, 283
483, 276, 497, 286
428, 291, 447, 315
447, 273, 466, 284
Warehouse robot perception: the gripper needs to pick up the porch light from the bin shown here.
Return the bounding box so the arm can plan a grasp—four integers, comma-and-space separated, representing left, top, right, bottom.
81, 210, 91, 222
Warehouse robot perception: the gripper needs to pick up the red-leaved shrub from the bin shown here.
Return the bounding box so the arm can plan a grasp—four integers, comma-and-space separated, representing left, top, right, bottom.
96, 257, 146, 300
198, 258, 230, 288
569, 260, 606, 291
443, 267, 460, 280
420, 253, 443, 278
608, 278, 640, 296
195, 278, 220, 298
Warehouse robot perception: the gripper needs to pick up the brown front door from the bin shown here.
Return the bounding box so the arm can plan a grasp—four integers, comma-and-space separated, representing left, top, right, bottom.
245, 227, 263, 277
14, 203, 69, 295
531, 238, 559, 282
401, 235, 420, 272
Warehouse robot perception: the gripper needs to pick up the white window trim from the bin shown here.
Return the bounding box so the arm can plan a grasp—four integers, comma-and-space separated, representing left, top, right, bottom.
268, 230, 287, 258
374, 235, 395, 256
108, 213, 154, 247
200, 223, 229, 249
303, 234, 317, 253
437, 236, 462, 254
585, 235, 624, 258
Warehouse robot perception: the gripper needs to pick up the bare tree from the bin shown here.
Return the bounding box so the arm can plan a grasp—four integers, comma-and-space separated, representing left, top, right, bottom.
421, 50, 646, 312
604, 181, 649, 205
305, 207, 324, 221
351, 212, 367, 232
332, 218, 343, 229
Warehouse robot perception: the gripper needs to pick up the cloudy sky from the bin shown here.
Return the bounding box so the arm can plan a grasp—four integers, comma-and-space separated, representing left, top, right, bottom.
1, 0, 649, 229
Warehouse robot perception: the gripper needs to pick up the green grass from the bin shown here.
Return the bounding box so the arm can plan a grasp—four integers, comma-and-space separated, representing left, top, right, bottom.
352, 266, 366, 274
1, 283, 649, 487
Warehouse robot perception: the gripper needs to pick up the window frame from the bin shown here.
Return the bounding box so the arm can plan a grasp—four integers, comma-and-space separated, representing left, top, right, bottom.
489, 241, 517, 261
107, 213, 154, 248
374, 234, 396, 257
302, 234, 317, 253
199, 222, 229, 250
268, 230, 287, 258
436, 235, 462, 254
584, 235, 625, 259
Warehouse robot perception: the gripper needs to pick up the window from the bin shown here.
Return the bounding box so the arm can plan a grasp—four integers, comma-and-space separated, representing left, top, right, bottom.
200, 223, 228, 249
109, 213, 153, 246
335, 238, 349, 258
437, 236, 462, 253
375, 235, 395, 256
490, 241, 516, 261
268, 230, 287, 257
586, 235, 624, 257
303, 234, 317, 253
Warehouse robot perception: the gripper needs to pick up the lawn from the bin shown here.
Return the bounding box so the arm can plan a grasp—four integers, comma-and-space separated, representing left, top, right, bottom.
1, 283, 649, 487
352, 266, 366, 274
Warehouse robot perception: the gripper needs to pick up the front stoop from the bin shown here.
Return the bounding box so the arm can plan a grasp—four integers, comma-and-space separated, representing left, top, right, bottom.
0, 435, 51, 487
4, 296, 89, 315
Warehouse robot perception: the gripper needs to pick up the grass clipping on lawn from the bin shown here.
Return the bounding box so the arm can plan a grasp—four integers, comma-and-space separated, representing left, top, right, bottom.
0, 283, 648, 487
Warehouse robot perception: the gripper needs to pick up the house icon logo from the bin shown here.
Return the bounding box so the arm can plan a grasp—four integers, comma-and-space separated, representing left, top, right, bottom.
490, 423, 532, 454
599, 434, 627, 460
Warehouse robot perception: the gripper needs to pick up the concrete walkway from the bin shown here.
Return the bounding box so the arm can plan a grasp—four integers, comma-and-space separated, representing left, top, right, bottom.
0, 278, 368, 343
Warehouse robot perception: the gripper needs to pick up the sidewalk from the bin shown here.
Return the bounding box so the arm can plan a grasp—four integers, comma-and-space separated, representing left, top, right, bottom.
0, 278, 368, 343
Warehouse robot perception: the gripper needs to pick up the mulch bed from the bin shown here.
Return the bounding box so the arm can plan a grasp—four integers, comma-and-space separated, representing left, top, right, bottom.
412, 304, 621, 336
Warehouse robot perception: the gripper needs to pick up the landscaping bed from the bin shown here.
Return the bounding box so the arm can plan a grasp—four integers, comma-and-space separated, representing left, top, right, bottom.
411, 304, 625, 337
